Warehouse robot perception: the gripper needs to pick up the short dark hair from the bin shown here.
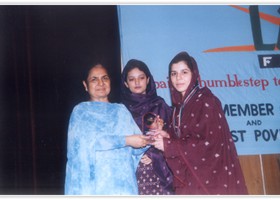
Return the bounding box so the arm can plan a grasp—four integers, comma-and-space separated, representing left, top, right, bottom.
83, 62, 110, 83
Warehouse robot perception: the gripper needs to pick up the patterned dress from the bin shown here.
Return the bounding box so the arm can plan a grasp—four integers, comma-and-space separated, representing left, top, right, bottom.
121, 60, 174, 195
164, 87, 248, 194
136, 148, 173, 195
64, 101, 147, 195
163, 52, 248, 195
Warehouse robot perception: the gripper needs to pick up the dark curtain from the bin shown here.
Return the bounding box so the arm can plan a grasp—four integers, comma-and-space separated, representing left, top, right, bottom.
0, 5, 121, 194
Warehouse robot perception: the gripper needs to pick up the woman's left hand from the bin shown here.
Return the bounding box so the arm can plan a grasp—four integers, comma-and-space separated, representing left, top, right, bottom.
140, 154, 152, 165
155, 116, 164, 130
152, 134, 165, 151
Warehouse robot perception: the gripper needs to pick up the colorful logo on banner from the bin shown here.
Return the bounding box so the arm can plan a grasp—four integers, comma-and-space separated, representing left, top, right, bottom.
204, 6, 280, 53
118, 5, 280, 155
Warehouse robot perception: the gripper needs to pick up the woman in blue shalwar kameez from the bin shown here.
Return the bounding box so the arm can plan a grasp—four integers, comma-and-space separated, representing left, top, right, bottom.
64, 63, 149, 195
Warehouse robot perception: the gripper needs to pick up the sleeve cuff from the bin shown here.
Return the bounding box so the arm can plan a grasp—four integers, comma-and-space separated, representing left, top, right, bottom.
163, 137, 180, 158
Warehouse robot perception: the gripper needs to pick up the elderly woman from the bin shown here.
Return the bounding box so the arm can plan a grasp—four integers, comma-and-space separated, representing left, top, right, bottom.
64, 63, 149, 195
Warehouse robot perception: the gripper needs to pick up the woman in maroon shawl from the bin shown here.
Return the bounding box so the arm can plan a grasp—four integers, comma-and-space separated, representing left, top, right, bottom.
121, 59, 174, 195
153, 51, 248, 195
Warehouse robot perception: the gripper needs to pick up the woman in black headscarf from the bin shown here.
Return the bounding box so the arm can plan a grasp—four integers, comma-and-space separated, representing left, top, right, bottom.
121, 59, 174, 195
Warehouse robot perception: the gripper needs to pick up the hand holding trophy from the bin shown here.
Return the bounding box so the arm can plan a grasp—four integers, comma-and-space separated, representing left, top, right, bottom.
142, 112, 165, 144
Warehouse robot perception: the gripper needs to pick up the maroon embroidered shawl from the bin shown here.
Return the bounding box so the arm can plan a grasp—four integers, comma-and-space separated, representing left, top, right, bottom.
164, 52, 248, 195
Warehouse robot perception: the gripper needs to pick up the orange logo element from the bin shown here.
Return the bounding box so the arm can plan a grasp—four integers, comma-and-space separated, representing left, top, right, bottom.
204, 5, 280, 53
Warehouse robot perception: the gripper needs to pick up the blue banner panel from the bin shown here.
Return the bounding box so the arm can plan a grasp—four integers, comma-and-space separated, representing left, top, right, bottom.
118, 5, 280, 155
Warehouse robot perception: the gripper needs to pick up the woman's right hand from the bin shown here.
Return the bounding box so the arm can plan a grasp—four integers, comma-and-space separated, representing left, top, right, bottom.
125, 134, 150, 148
154, 129, 170, 139
150, 130, 170, 151
140, 154, 152, 165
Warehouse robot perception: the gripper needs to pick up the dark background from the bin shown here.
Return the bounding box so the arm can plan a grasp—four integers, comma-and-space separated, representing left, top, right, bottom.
0, 5, 121, 194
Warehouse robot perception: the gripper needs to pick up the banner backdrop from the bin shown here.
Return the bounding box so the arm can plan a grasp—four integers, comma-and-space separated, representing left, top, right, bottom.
117, 5, 280, 155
